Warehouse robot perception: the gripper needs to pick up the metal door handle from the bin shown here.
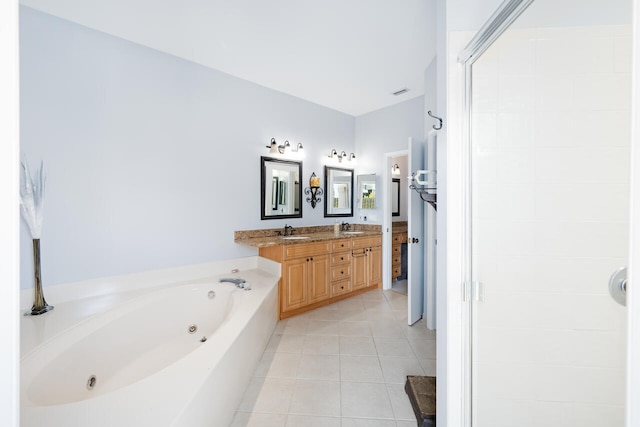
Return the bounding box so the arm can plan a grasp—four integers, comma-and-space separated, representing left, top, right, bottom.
609, 266, 627, 306
411, 237, 419, 243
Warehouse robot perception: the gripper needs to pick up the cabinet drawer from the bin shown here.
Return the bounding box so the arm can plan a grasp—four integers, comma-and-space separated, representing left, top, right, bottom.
392, 245, 401, 255
332, 280, 352, 297
331, 251, 351, 265
284, 242, 330, 259
392, 255, 401, 266
331, 239, 352, 251
392, 234, 402, 244
352, 236, 382, 249
331, 265, 351, 281
392, 266, 401, 277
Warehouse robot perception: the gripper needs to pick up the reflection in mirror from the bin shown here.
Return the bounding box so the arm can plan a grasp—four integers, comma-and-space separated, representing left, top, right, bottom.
261, 156, 302, 220
324, 166, 354, 217
391, 178, 400, 216
357, 174, 376, 209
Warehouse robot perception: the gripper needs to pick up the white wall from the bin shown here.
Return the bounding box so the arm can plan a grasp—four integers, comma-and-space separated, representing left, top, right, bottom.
19, 7, 356, 289
354, 95, 424, 223
0, 1, 20, 425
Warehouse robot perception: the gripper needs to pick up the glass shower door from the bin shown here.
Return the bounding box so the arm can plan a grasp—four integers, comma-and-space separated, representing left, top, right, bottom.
469, 1, 631, 425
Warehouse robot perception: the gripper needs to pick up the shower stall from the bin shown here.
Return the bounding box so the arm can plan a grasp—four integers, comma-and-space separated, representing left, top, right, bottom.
457, 0, 633, 425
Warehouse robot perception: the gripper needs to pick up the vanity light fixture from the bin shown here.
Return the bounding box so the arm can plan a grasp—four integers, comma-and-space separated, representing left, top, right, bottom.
392, 164, 400, 175
266, 138, 304, 157
328, 149, 356, 164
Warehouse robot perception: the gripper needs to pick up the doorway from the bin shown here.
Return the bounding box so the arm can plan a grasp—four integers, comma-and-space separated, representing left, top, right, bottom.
390, 154, 408, 295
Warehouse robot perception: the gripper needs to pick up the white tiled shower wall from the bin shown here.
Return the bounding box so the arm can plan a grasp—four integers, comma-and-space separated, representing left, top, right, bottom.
471, 25, 630, 426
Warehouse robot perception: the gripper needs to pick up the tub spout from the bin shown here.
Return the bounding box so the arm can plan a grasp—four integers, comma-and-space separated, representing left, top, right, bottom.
219, 278, 251, 290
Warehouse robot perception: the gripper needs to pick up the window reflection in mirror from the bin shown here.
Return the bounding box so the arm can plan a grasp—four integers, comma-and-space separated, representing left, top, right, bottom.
261, 156, 302, 220
357, 174, 376, 210
324, 166, 354, 217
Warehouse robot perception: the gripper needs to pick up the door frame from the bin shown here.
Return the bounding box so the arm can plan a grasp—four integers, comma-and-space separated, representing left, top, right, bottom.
382, 149, 408, 291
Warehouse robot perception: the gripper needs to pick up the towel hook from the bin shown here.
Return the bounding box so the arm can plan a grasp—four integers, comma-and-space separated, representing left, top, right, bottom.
427, 111, 443, 130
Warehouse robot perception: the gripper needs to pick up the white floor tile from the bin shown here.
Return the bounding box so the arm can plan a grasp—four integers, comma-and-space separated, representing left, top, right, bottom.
289, 380, 341, 417
233, 289, 436, 425
341, 381, 395, 419
341, 418, 398, 427
237, 377, 295, 413
230, 411, 287, 427
307, 319, 340, 335
374, 337, 415, 358
379, 357, 424, 384
408, 338, 437, 359
340, 355, 384, 382
339, 320, 372, 336
297, 354, 340, 381
339, 336, 377, 356
369, 320, 404, 338
302, 334, 339, 355
265, 333, 305, 353
285, 414, 341, 427
254, 352, 301, 378
386, 383, 416, 420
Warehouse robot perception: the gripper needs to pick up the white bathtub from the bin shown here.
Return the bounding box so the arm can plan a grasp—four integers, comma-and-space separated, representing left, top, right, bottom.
20, 257, 279, 427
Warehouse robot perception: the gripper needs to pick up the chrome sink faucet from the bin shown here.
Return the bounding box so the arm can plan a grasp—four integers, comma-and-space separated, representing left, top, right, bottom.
340, 222, 351, 232
284, 224, 295, 236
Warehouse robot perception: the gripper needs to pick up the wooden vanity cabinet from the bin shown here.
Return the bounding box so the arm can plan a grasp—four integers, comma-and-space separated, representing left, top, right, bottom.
352, 236, 382, 290
259, 236, 381, 319
391, 231, 407, 281
330, 239, 352, 297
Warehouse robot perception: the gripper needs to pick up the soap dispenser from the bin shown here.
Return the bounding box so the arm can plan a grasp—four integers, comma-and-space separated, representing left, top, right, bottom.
334, 220, 340, 235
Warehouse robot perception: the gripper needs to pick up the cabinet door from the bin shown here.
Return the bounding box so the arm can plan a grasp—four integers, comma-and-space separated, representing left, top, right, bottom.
352, 249, 367, 290
282, 258, 308, 312
308, 254, 330, 303
368, 245, 382, 287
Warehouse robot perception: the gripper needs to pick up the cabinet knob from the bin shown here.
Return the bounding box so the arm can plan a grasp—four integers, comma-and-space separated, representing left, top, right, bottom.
340, 257, 344, 261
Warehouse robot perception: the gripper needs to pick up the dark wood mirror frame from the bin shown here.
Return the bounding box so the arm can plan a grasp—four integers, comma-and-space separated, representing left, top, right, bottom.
324, 166, 354, 218
261, 156, 303, 220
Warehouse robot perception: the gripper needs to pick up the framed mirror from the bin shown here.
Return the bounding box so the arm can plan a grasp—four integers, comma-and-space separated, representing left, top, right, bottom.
324, 166, 354, 217
357, 174, 376, 209
261, 156, 302, 220
391, 178, 400, 216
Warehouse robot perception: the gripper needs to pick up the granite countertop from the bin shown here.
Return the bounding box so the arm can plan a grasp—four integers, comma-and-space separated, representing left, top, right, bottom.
235, 225, 382, 248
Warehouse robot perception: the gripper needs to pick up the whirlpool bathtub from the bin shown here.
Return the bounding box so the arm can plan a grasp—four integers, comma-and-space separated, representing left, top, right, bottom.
20, 257, 279, 427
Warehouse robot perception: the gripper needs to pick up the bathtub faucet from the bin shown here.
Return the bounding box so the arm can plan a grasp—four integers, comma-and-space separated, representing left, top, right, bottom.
219, 278, 251, 290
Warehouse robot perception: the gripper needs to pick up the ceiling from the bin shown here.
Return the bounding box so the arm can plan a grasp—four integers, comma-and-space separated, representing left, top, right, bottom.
20, 0, 437, 117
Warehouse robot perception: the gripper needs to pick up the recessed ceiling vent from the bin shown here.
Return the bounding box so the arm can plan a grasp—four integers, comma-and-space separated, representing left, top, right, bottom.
392, 88, 410, 96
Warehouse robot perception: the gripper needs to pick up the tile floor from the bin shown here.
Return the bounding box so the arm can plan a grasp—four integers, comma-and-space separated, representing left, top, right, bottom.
231, 288, 436, 427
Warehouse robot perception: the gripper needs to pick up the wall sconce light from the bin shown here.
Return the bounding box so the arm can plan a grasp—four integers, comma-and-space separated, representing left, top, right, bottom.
266, 138, 304, 157
392, 164, 400, 175
304, 172, 323, 208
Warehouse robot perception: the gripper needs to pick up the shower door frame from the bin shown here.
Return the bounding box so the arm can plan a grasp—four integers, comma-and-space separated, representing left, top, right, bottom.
450, 0, 640, 425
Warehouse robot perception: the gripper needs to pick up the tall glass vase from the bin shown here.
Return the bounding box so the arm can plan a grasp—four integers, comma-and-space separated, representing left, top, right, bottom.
27, 238, 53, 315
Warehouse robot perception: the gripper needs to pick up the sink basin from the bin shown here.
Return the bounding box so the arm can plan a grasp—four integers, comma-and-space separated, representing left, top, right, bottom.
342, 231, 364, 235
281, 236, 310, 240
